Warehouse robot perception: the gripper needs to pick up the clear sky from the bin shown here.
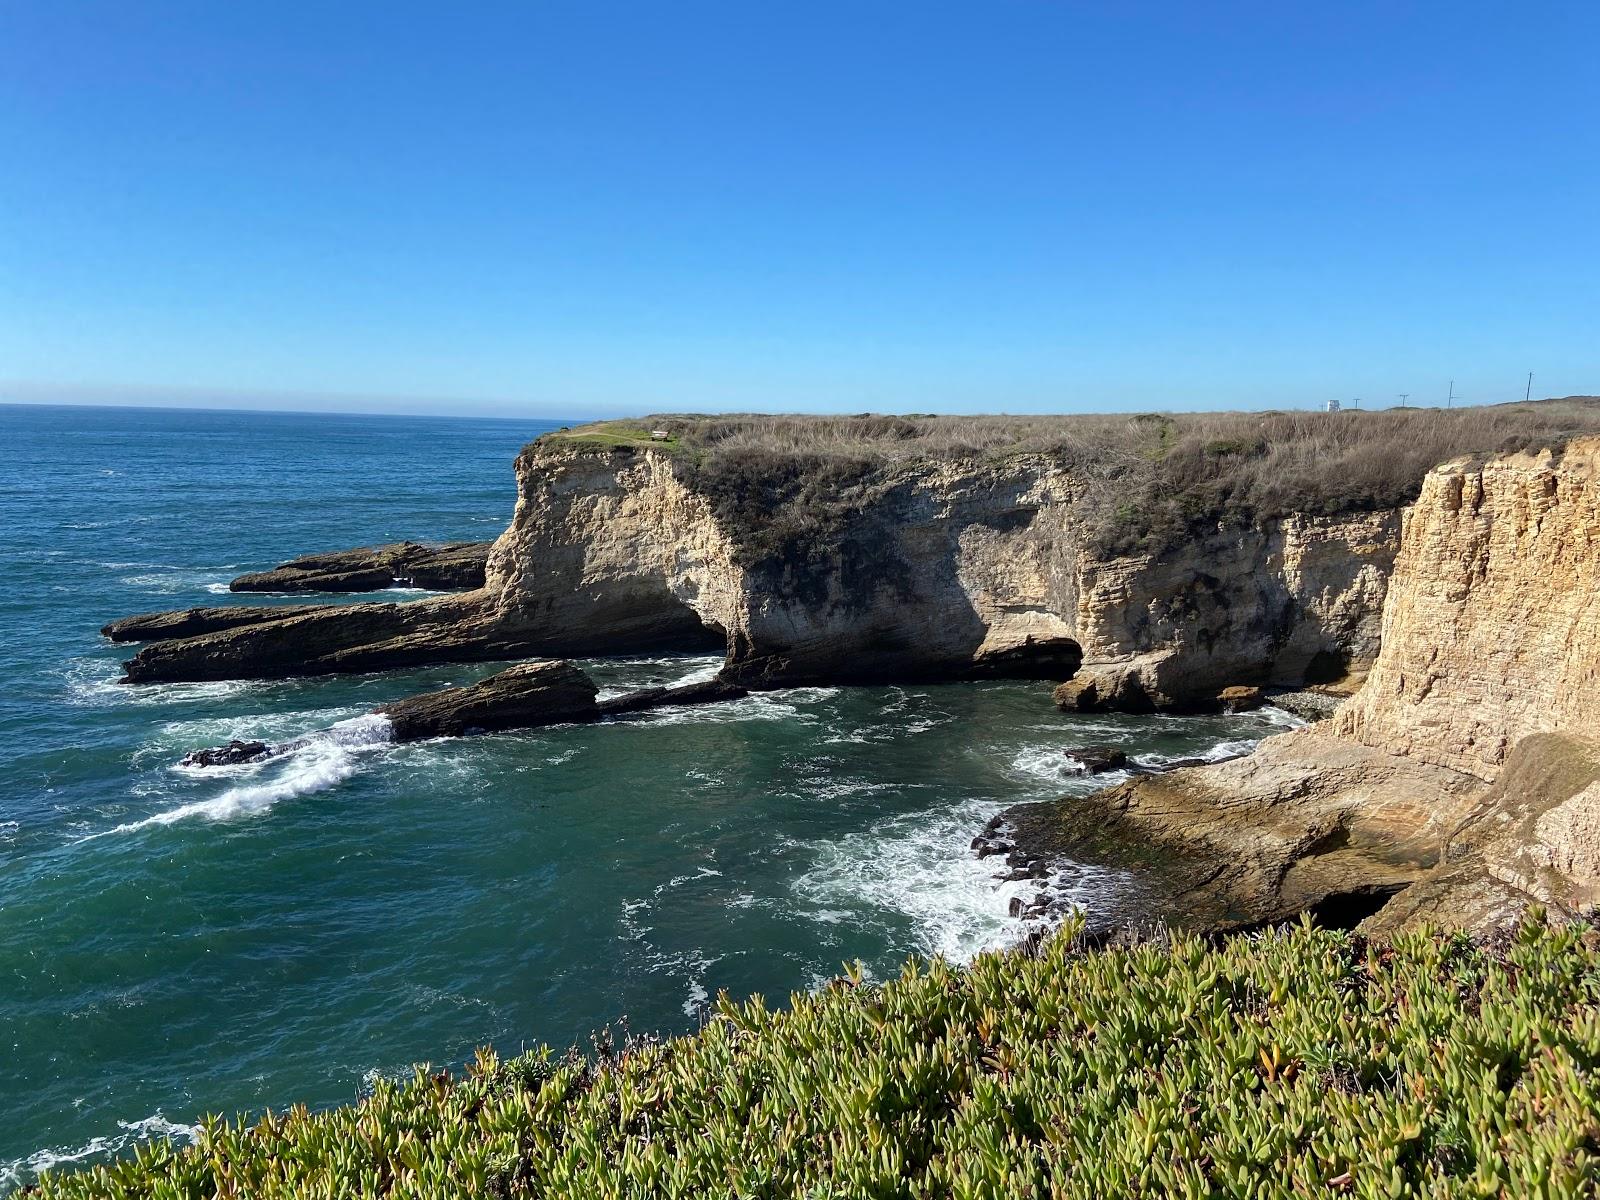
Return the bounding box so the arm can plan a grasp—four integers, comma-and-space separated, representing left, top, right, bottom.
2, 1, 1597, 418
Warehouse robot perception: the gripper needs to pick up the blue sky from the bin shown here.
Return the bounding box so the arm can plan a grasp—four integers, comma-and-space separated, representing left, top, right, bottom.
2, 2, 1597, 417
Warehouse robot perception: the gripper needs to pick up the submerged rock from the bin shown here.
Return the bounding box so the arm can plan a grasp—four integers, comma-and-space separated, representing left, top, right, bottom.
596, 677, 748, 717
180, 739, 271, 768
1063, 745, 1127, 774
230, 541, 490, 593
378, 660, 600, 741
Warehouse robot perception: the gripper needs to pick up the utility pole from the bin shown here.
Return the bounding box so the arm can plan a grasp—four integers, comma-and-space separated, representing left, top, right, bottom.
1351, 397, 1360, 410
1526, 372, 1534, 402
1447, 380, 1455, 409
1398, 393, 1410, 407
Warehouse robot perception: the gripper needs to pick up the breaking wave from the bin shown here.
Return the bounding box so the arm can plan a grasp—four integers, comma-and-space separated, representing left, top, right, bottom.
0, 1115, 196, 1193
792, 797, 1114, 963
85, 716, 393, 838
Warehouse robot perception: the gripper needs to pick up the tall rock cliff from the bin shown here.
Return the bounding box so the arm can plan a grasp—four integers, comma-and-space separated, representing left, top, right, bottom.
124, 436, 1404, 694
1011, 439, 1600, 933
1333, 441, 1600, 777
479, 442, 1398, 700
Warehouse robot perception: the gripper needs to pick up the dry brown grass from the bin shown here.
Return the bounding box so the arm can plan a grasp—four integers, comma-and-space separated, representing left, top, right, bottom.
549, 399, 1600, 555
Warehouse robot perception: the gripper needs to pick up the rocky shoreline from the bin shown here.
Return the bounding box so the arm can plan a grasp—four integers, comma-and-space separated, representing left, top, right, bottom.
177, 660, 753, 768
103, 424, 1600, 939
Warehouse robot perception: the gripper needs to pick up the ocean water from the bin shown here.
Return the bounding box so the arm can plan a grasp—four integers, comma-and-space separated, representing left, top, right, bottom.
0, 404, 1301, 1188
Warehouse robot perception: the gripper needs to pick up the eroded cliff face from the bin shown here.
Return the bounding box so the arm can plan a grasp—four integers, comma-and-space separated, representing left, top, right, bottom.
484, 445, 742, 652
1333, 441, 1600, 778
478, 443, 1398, 698
1013, 439, 1600, 934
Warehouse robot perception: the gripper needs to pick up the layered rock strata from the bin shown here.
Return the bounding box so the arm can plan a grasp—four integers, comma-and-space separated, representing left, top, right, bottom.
103, 605, 322, 643
229, 540, 490, 593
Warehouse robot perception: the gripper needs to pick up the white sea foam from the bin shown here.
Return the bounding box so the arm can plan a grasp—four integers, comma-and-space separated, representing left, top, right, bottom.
793, 798, 1091, 962
86, 716, 393, 838
117, 570, 233, 595
149, 708, 365, 764
1132, 735, 1269, 770
62, 660, 258, 708
1260, 704, 1311, 730
0, 1114, 196, 1192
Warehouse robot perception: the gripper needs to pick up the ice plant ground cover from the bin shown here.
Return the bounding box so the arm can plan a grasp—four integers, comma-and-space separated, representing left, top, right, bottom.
33, 917, 1600, 1199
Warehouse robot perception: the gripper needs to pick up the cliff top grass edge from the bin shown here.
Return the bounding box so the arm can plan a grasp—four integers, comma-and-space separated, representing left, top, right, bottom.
538, 399, 1600, 556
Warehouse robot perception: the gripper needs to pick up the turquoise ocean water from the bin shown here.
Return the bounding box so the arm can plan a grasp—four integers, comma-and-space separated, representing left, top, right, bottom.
0, 404, 1299, 1187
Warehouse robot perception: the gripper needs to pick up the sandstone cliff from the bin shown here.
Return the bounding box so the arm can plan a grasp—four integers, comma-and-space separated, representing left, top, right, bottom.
478, 438, 1406, 697
118, 437, 1403, 695
1010, 439, 1600, 933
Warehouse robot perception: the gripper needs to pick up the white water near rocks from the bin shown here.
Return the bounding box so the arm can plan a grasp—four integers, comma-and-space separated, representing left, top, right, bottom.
0, 406, 1313, 1190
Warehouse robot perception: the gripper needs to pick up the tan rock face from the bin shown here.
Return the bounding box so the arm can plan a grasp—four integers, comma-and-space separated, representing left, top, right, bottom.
1334, 440, 1600, 779
484, 444, 1399, 697
1018, 439, 1600, 934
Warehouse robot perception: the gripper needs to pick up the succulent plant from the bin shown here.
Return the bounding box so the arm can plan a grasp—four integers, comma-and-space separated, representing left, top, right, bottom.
34, 915, 1600, 1198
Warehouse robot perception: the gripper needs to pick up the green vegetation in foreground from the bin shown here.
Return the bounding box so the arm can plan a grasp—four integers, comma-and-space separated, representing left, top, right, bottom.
35, 920, 1600, 1198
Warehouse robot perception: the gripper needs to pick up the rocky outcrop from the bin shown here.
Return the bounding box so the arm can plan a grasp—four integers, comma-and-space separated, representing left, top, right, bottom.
379, 661, 599, 740
103, 605, 321, 643
1332, 443, 1600, 778
120, 595, 515, 683
177, 661, 753, 764
1007, 440, 1600, 934
230, 541, 490, 593
101, 439, 1400, 694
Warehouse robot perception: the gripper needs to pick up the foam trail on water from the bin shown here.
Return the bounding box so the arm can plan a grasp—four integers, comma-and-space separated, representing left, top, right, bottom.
1, 1115, 196, 1192
794, 798, 1070, 963
85, 716, 393, 839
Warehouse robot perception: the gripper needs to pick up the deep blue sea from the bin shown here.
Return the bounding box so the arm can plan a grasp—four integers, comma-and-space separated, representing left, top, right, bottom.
0, 404, 1300, 1188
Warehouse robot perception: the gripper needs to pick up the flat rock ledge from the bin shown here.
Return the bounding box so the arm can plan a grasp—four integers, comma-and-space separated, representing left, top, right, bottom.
103, 605, 323, 644
379, 661, 600, 740
230, 540, 491, 593
178, 662, 750, 765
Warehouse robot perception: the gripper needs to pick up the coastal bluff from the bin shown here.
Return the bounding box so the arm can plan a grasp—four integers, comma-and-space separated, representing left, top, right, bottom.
1005, 437, 1600, 934
114, 405, 1600, 699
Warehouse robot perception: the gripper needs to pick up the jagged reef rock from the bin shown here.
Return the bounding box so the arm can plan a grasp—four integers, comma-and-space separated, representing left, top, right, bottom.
596, 677, 749, 717
230, 541, 490, 593
1008, 440, 1600, 934
120, 595, 517, 683
378, 661, 599, 741
180, 739, 272, 768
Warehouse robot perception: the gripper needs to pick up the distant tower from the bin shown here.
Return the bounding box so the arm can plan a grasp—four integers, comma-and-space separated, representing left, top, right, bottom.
1326, 398, 1341, 413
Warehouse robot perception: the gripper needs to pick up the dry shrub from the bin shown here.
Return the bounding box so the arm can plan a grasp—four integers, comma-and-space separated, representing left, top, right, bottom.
557, 399, 1600, 555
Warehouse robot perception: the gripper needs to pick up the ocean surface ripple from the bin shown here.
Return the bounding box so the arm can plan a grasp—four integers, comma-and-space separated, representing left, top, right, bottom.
0, 405, 1299, 1189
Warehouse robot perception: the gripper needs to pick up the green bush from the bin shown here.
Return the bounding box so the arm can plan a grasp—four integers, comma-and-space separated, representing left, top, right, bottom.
34, 919, 1600, 1198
